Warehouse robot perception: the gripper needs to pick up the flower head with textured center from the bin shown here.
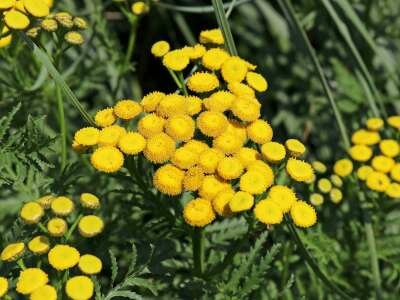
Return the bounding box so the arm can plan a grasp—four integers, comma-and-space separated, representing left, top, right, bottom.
79, 215, 104, 237
1, 242, 25, 262
286, 158, 314, 182
254, 200, 283, 225
184, 198, 215, 227
65, 276, 94, 300
333, 159, 353, 177
30, 285, 57, 300
0, 277, 8, 298
16, 268, 48, 295
20, 202, 44, 224
48, 244, 80, 270
267, 185, 297, 213
290, 201, 317, 228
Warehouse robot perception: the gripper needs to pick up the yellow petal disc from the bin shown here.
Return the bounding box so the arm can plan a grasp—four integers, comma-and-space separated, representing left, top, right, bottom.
23, 0, 49, 17
4, 10, 30, 30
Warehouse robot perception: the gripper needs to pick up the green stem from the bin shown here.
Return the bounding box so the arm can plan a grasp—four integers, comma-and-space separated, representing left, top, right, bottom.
65, 214, 83, 241
17, 259, 26, 270
178, 72, 188, 96
168, 69, 184, 92
125, 20, 138, 67
56, 83, 67, 171
192, 227, 205, 277
38, 222, 49, 234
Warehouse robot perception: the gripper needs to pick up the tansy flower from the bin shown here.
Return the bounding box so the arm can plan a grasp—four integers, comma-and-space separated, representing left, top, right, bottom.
138, 113, 165, 138
267, 185, 297, 213
157, 94, 187, 118
80, 193, 100, 209
330, 188, 343, 204
98, 125, 127, 146
228, 82, 255, 98
36, 195, 54, 209
333, 159, 353, 177
0, 277, 8, 298
118, 132, 146, 155
202, 48, 230, 70
131, 1, 149, 15
3, 0, 50, 30
30, 285, 57, 300
357, 165, 373, 181
379, 139, 399, 157
140, 91, 165, 112
74, 127, 99, 146
54, 12, 73, 28
366, 171, 390, 192
187, 72, 219, 93
351, 129, 380, 145
213, 132, 243, 154
114, 99, 142, 120
65, 276, 94, 300
212, 188, 234, 216
28, 236, 50, 255
0, 27, 12, 48
317, 178, 332, 194
221, 56, 248, 83
254, 200, 283, 225
184, 198, 216, 227
184, 139, 209, 155
20, 202, 44, 224
310, 193, 324, 206
64, 31, 84, 45
386, 183, 400, 198
78, 254, 102, 275
79, 215, 104, 237
247, 120, 273, 144
312, 161, 327, 173
1, 242, 25, 262
348, 144, 372, 162
246, 71, 268, 92
286, 158, 314, 182
153, 164, 185, 196
48, 244, 80, 270
387, 115, 400, 129
165, 114, 195, 142
366, 117, 384, 131
371, 155, 395, 173
143, 132, 176, 164
16, 268, 48, 295
73, 16, 87, 29
199, 28, 224, 45
290, 201, 317, 228
203, 90, 235, 112
240, 170, 272, 195
171, 147, 198, 170
41, 18, 58, 31
226, 119, 247, 142
198, 148, 224, 174
162, 49, 189, 71
247, 160, 274, 180
197, 111, 228, 137
198, 175, 226, 200
190, 44, 206, 59
330, 174, 343, 187
261, 142, 286, 163
217, 157, 244, 180
94, 108, 116, 127
26, 26, 40, 38
229, 191, 254, 212
51, 196, 74, 216
183, 166, 205, 191
151, 40, 170, 57
231, 97, 260, 122
234, 147, 260, 167
285, 139, 306, 157
186, 95, 203, 115
47, 218, 68, 237
91, 146, 124, 173
390, 164, 400, 182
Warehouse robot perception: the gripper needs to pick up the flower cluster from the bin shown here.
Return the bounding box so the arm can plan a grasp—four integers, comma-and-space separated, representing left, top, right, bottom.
334, 116, 400, 198
72, 28, 318, 229
0, 193, 104, 299
131, 1, 149, 16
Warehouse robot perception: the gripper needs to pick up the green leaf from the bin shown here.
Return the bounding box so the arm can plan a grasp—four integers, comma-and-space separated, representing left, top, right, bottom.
109, 250, 118, 287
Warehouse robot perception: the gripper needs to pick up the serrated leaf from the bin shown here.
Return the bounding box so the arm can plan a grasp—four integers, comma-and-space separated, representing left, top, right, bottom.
109, 250, 118, 287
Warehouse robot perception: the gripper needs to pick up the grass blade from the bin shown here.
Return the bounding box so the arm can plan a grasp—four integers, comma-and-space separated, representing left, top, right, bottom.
212, 0, 238, 55
156, 0, 251, 14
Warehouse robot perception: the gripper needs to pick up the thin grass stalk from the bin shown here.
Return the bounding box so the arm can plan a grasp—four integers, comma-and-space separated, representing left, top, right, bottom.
55, 84, 67, 171
172, 12, 196, 45
155, 0, 251, 14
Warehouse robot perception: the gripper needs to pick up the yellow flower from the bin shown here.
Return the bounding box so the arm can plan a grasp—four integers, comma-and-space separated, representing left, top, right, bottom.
138, 113, 165, 138
54, 12, 73, 28
0, 0, 15, 10
246, 71, 268, 92
333, 158, 353, 177
348, 144, 372, 162
317, 178, 332, 194
234, 147, 260, 168
197, 111, 228, 137
379, 139, 399, 157
131, 1, 149, 15
73, 16, 87, 29
312, 161, 327, 174
198, 148, 224, 174
165, 114, 195, 142
187, 71, 219, 93
390, 164, 400, 182
184, 198, 216, 227
4, 9, 30, 30
0, 277, 8, 298
183, 166, 205, 191
310, 193, 324, 206
226, 119, 247, 142
387, 115, 400, 129
118, 132, 146, 155
16, 268, 48, 295
221, 56, 248, 83
94, 108, 116, 127
1, 242, 25, 262
330, 174, 343, 187
41, 18, 57, 31
36, 195, 54, 209
186, 95, 203, 116
74, 127, 99, 146
51, 196, 74, 216
91, 146, 124, 173
153, 164, 185, 196
217, 157, 244, 180
20, 201, 44, 224
143, 132, 176, 164
231, 97, 260, 122
213, 132, 243, 154
151, 40, 170, 57
65, 31, 84, 45
366, 117, 384, 131
47, 218, 67, 237
351, 129, 380, 145
285, 138, 306, 157
261, 142, 286, 163
357, 165, 373, 181
229, 191, 254, 212
28, 236, 50, 255
157, 94, 187, 118
201, 48, 230, 70
162, 49, 189, 71
286, 158, 314, 182
98, 125, 127, 146
114, 99, 142, 120
48, 244, 80, 270
65, 276, 94, 300
171, 147, 198, 170
247, 160, 274, 179
30, 285, 57, 300
247, 120, 273, 144
371, 155, 395, 173
267, 185, 297, 213
80, 193, 100, 209
140, 91, 165, 112
329, 188, 343, 204
0, 26, 12, 48
212, 187, 234, 216
190, 44, 206, 59
198, 175, 227, 200
254, 199, 283, 225
184, 139, 209, 155
228, 82, 255, 98
290, 201, 317, 228
240, 170, 272, 195
386, 183, 400, 198
366, 171, 390, 192
79, 215, 104, 238
203, 90, 235, 112
78, 254, 102, 275
199, 28, 224, 45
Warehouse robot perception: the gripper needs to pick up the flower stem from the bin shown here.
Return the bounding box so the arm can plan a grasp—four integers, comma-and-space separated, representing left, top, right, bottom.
364, 220, 382, 299
192, 227, 205, 277
56, 83, 67, 171
178, 72, 188, 96
17, 259, 26, 270
65, 214, 83, 241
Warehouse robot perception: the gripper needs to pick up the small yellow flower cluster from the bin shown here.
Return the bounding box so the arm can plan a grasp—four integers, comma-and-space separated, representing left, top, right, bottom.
334, 116, 400, 198
72, 29, 317, 229
0, 193, 103, 299
131, 1, 149, 16
308, 161, 344, 205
